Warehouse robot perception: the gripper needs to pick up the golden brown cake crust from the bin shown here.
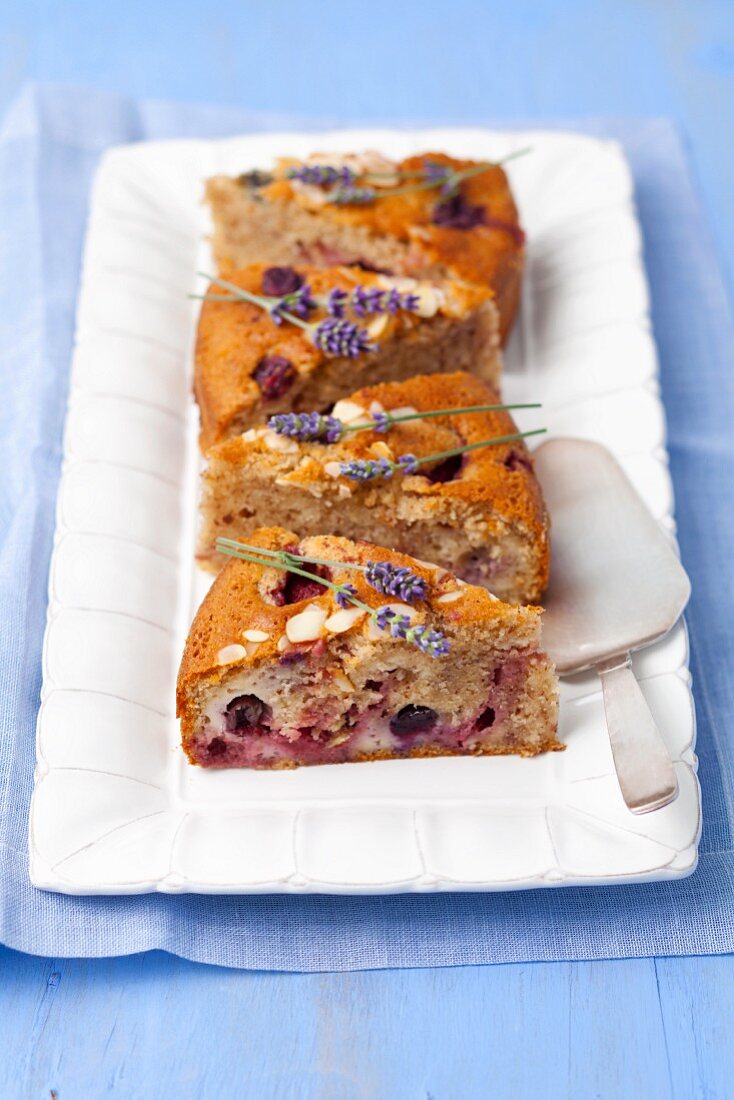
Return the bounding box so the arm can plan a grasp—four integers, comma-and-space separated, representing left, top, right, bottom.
194, 263, 496, 450
207, 152, 524, 341
204, 371, 549, 594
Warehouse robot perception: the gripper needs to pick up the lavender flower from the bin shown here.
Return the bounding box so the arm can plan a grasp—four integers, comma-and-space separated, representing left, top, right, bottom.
384, 287, 420, 314
324, 285, 419, 319
269, 284, 316, 324
365, 562, 428, 602
335, 583, 358, 608
326, 288, 349, 318
312, 318, 374, 358
371, 411, 392, 433
286, 164, 356, 186
374, 607, 450, 657
423, 160, 453, 191
339, 453, 418, 481
339, 457, 394, 482
328, 186, 377, 205
267, 412, 344, 443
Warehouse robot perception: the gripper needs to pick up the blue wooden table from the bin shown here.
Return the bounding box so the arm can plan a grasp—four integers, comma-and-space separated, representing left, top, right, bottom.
2, 2, 734, 1096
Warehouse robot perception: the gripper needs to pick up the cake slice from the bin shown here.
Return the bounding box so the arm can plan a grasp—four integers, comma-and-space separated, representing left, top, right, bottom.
198, 372, 549, 605
205, 150, 525, 342
194, 262, 500, 450
177, 528, 560, 769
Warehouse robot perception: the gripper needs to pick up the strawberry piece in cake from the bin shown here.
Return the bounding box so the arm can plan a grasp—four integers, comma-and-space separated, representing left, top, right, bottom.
177, 528, 560, 769
198, 372, 549, 605
205, 150, 525, 342
194, 262, 500, 450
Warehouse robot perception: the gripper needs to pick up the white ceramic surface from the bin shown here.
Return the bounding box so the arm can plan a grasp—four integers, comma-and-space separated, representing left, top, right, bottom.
31, 128, 700, 894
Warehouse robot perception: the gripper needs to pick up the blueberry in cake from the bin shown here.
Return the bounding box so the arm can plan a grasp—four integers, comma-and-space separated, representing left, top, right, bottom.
177, 528, 560, 769
194, 262, 501, 449
197, 372, 549, 605
205, 150, 525, 343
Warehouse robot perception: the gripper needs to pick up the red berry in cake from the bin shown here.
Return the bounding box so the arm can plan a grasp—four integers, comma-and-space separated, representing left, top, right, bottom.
432, 194, 486, 229
252, 355, 296, 400
389, 705, 439, 736
261, 266, 304, 296
225, 694, 270, 732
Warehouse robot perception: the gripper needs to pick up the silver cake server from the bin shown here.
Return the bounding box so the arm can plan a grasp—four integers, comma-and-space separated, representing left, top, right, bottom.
533, 438, 691, 814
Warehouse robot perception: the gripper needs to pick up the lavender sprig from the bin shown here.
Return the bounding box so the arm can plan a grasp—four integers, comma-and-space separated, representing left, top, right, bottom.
337, 429, 547, 482
329, 185, 377, 205
365, 562, 428, 602
312, 318, 375, 358
194, 273, 375, 359
216, 539, 430, 605
285, 164, 357, 186
374, 607, 450, 657
268, 284, 317, 324
268, 412, 345, 443
214, 539, 449, 656
323, 285, 419, 318
267, 402, 542, 443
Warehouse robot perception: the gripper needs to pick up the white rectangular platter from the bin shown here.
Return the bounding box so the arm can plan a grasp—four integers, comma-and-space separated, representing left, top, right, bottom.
31, 128, 700, 895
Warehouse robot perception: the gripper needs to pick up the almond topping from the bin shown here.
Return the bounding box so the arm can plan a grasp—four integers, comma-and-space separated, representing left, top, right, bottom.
216, 643, 248, 666
436, 590, 463, 603
325, 607, 366, 634
370, 440, 394, 460
332, 399, 366, 425
243, 629, 270, 642
285, 604, 328, 643
263, 429, 298, 454
276, 634, 291, 653
242, 428, 258, 442
366, 314, 389, 340
324, 461, 343, 479
413, 284, 445, 318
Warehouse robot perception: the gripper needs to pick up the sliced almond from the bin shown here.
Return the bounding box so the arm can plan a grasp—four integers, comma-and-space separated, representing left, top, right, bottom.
370, 440, 394, 460
436, 590, 463, 603
324, 461, 343, 479
388, 405, 418, 420
286, 603, 328, 643
325, 607, 366, 634
333, 672, 354, 691
217, 643, 248, 666
242, 428, 258, 443
369, 400, 385, 415
243, 628, 270, 642
276, 634, 291, 653
366, 314, 389, 340
332, 399, 366, 425
262, 429, 299, 454
413, 284, 445, 318
376, 274, 419, 293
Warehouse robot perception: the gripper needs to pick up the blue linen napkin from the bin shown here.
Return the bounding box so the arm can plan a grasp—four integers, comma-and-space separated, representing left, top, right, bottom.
1, 83, 733, 971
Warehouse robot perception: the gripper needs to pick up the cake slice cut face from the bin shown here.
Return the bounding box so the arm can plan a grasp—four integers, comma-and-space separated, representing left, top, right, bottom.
205, 150, 525, 342
198, 372, 550, 605
177, 529, 560, 769
194, 262, 500, 450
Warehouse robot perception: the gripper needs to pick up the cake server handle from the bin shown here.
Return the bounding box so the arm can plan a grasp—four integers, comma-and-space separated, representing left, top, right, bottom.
596, 654, 679, 814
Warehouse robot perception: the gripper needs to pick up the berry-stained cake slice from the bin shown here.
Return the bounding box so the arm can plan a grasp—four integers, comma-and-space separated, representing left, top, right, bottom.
177, 528, 560, 769
205, 150, 525, 342
198, 372, 549, 605
194, 262, 500, 450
